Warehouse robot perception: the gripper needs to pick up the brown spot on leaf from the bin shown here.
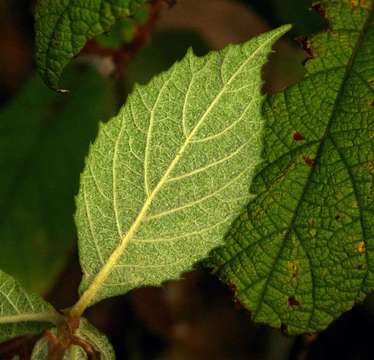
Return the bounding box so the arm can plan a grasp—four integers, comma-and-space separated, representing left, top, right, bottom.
308, 218, 316, 225
370, 99, 374, 107
350, 0, 365, 6
288, 296, 300, 306
288, 261, 299, 281
357, 241, 366, 254
311, 3, 326, 18
357, 264, 364, 270
253, 207, 263, 218
303, 156, 316, 167
335, 214, 341, 220
293, 131, 305, 141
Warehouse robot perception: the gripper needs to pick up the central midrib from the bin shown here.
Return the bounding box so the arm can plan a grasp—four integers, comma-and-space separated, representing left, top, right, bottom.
252, 5, 373, 329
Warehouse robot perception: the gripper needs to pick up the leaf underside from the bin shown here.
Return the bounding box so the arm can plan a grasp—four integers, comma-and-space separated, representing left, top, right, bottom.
208, 0, 374, 334
34, 0, 147, 90
0, 271, 55, 343
74, 25, 291, 309
0, 70, 114, 293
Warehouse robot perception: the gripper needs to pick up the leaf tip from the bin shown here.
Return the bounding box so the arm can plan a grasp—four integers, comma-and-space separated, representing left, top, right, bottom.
261, 24, 292, 49
275, 24, 292, 38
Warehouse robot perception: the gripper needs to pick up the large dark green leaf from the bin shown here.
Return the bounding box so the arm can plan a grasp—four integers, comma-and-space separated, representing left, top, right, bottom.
0, 69, 114, 293
209, 0, 374, 334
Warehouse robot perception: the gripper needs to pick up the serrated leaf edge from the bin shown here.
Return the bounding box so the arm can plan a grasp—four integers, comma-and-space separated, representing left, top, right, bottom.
70, 24, 291, 317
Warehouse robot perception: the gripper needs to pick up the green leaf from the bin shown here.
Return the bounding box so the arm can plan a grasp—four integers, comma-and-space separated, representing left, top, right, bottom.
208, 0, 374, 334
96, 2, 150, 48
31, 318, 114, 359
0, 70, 114, 293
0, 270, 59, 343
71, 26, 291, 316
35, 0, 148, 90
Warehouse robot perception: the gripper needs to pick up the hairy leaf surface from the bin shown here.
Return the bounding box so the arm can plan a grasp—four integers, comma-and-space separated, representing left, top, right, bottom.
209, 0, 374, 334
0, 70, 114, 293
73, 26, 291, 314
35, 0, 147, 90
0, 271, 58, 343
31, 319, 114, 360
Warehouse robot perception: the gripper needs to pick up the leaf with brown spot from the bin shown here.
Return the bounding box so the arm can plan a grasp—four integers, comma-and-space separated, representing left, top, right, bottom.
208, 0, 374, 334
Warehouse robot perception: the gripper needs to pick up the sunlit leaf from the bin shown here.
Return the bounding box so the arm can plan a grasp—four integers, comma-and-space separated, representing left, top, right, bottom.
72, 26, 291, 315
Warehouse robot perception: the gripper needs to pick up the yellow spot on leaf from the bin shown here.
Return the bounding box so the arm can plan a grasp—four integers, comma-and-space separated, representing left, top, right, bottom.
357, 241, 365, 254
288, 261, 299, 281
368, 161, 374, 174
352, 201, 359, 208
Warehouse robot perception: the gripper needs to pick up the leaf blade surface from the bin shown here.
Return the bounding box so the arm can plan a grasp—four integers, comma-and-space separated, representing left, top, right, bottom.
73, 26, 291, 313
208, 0, 374, 334
0, 271, 58, 343
35, 0, 147, 90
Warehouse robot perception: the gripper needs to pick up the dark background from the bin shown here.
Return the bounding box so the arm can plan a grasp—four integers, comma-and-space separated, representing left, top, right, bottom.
0, 0, 373, 359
